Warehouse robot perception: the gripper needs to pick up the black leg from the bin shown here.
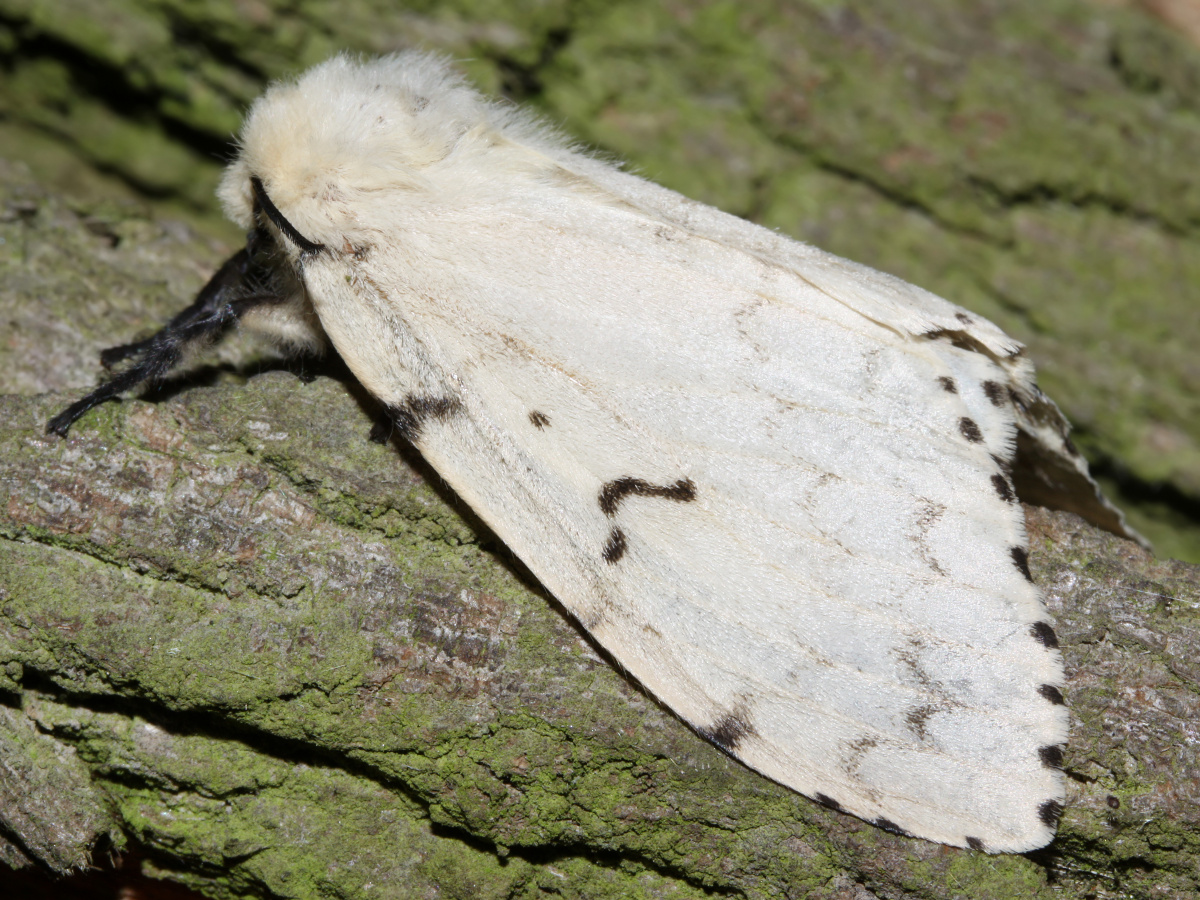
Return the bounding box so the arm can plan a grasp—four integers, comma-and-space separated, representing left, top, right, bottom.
368, 409, 394, 444
99, 335, 157, 369
47, 236, 285, 437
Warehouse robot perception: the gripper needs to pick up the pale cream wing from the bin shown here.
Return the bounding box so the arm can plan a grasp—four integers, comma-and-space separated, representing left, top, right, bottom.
300, 192, 1067, 852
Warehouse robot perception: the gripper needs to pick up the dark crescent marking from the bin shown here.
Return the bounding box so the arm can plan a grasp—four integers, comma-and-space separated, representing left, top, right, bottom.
1038, 799, 1064, 828
813, 793, 843, 811
1011, 546, 1033, 581
937, 376, 957, 393
991, 474, 1016, 502
1038, 684, 1065, 705
529, 410, 550, 429
602, 527, 627, 564
249, 176, 325, 254
1039, 745, 1064, 769
965, 836, 986, 852
1030, 621, 1059, 648
598, 477, 696, 517
982, 380, 1007, 407
959, 417, 983, 443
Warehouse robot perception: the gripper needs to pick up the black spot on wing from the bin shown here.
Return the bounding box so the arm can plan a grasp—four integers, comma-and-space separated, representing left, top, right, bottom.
1038, 684, 1065, 705
813, 793, 843, 812
991, 474, 1016, 502
965, 836, 986, 852
1011, 546, 1033, 581
955, 312, 973, 325
529, 410, 550, 429
873, 817, 911, 838
959, 417, 983, 443
1038, 799, 1064, 828
250, 175, 325, 254
937, 376, 957, 393
381, 394, 463, 444
598, 477, 696, 517
699, 707, 757, 753
1039, 745, 1064, 769
602, 527, 627, 564
1030, 621, 1059, 648
982, 380, 1007, 407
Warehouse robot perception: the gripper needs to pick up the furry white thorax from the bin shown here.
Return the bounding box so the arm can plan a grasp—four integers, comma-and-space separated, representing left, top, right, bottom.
206, 52, 1141, 853
221, 54, 595, 251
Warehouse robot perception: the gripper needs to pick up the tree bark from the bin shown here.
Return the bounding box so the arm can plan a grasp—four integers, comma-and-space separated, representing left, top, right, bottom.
2, 2, 1200, 897
1, 0, 1198, 556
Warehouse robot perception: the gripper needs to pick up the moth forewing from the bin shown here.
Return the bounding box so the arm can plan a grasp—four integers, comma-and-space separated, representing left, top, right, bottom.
49, 52, 1097, 854
260, 170, 1065, 852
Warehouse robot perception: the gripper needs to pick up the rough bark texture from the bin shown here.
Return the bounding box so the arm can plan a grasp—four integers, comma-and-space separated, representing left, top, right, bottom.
1, 0, 1198, 558
1, 1, 1199, 898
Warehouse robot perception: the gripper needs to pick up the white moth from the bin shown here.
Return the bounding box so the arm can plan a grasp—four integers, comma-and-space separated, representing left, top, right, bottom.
49, 53, 1141, 853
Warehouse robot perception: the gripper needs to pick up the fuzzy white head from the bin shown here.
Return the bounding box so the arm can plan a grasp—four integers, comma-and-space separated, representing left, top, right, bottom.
220, 54, 584, 259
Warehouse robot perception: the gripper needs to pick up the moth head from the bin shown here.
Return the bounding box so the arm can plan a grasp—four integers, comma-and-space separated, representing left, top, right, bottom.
219, 51, 493, 254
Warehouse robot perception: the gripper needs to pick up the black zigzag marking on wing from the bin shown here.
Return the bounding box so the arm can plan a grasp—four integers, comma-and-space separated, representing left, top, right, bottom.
598, 477, 696, 517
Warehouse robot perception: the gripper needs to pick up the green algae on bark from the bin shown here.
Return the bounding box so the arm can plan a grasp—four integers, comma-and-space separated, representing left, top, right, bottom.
1, 0, 1197, 560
